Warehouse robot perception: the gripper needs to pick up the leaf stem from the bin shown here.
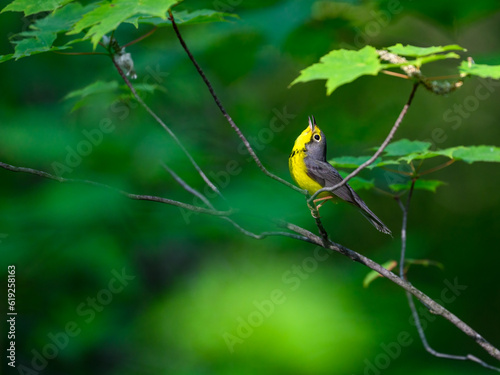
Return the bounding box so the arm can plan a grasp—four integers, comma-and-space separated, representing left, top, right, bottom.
123, 26, 157, 48
420, 159, 456, 176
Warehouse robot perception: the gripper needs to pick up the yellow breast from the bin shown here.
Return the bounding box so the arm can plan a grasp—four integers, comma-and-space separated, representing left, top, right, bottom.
289, 149, 326, 196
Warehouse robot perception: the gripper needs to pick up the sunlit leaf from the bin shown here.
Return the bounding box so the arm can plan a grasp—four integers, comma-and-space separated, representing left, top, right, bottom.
386, 43, 465, 57
449, 145, 500, 163
1, 0, 74, 16
69, 0, 180, 49
397, 145, 500, 164
8, 3, 94, 60
363, 260, 397, 288
290, 46, 382, 95
459, 61, 500, 79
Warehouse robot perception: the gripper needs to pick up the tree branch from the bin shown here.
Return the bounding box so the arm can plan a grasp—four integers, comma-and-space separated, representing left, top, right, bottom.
168, 10, 304, 195
280, 221, 500, 363
397, 180, 500, 371
0, 161, 229, 217
309, 82, 419, 203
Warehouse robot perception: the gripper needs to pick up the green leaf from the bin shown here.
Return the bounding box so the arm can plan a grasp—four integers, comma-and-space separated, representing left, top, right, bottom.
389, 179, 446, 193
64, 80, 120, 111
9, 3, 94, 60
449, 145, 500, 163
363, 260, 397, 288
383, 139, 431, 157
125, 83, 166, 94
409, 52, 460, 68
290, 46, 382, 95
397, 145, 500, 164
69, 0, 180, 49
1, 0, 74, 16
125, 9, 238, 27
0, 54, 14, 63
459, 61, 500, 79
337, 171, 375, 191
64, 80, 120, 100
329, 156, 379, 169
386, 43, 465, 57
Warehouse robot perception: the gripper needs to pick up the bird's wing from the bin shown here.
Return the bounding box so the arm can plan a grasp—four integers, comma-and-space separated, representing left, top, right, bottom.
304, 158, 358, 203
305, 157, 392, 235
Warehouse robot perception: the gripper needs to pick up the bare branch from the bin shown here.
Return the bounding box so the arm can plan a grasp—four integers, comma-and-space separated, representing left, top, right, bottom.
281, 220, 500, 363
0, 161, 229, 217
309, 82, 419, 203
168, 11, 304, 195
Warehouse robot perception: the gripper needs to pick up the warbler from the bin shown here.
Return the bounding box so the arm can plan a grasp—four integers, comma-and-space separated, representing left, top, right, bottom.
289, 116, 391, 235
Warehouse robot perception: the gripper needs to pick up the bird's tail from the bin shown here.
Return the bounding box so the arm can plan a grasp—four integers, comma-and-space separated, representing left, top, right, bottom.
358, 207, 392, 236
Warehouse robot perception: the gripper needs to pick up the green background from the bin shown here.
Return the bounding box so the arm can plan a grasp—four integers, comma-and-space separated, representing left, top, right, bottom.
1, 0, 500, 374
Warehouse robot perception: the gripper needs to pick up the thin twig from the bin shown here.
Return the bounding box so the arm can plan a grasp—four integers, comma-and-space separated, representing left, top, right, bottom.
405, 293, 500, 371
168, 10, 304, 194
111, 53, 224, 200
397, 179, 500, 372
0, 161, 229, 217
281, 221, 500, 363
123, 26, 157, 48
381, 70, 410, 79
309, 82, 419, 203
162, 162, 310, 242
161, 162, 214, 208
398, 178, 416, 277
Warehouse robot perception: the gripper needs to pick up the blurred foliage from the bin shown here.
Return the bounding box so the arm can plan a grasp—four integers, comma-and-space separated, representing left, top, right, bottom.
1, 1, 500, 375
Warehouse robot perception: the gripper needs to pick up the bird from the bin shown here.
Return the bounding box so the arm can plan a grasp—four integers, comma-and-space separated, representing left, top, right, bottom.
289, 116, 391, 235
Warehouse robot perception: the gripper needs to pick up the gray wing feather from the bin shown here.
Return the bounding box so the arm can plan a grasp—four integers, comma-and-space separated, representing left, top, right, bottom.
304, 157, 392, 235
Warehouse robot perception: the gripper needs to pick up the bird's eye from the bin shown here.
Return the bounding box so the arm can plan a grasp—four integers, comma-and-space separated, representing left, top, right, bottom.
313, 134, 320, 141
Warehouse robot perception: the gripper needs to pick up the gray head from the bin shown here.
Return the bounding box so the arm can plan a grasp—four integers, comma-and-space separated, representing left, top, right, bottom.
304, 116, 327, 161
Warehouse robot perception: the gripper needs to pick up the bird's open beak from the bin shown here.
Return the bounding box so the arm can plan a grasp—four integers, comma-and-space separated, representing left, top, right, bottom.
308, 115, 316, 131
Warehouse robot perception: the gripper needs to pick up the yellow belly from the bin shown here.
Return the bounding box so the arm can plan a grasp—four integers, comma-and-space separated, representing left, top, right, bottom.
289, 151, 330, 198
